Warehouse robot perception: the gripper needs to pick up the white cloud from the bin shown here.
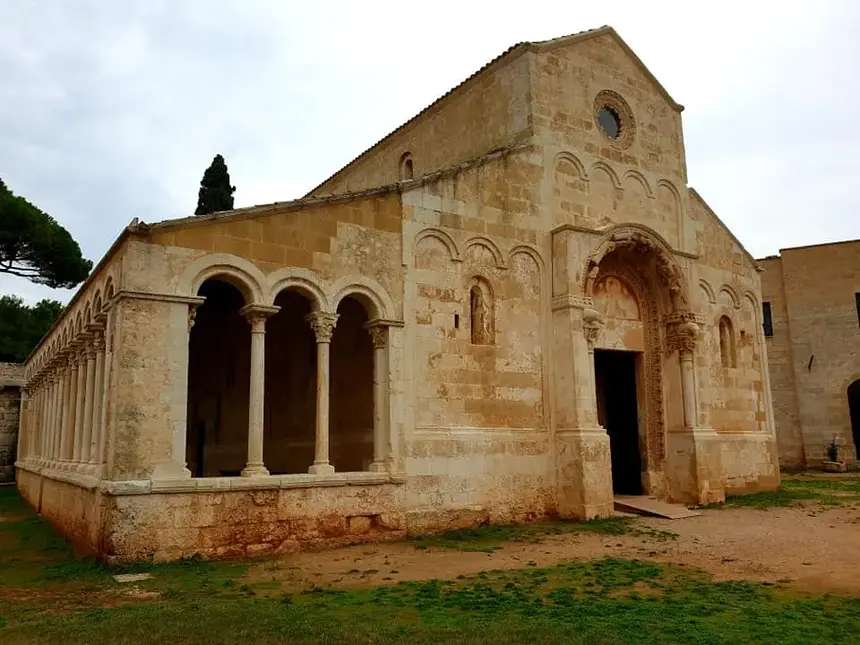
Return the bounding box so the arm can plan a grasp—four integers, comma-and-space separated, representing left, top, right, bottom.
1, 0, 858, 304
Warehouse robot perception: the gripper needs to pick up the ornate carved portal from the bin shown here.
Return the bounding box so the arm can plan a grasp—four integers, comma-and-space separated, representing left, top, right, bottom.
583, 227, 697, 494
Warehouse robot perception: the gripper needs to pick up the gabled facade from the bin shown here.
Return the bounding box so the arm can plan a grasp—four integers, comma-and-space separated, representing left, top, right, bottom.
16, 27, 778, 561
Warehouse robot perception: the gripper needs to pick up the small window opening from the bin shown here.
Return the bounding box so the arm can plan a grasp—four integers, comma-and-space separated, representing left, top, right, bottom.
399, 152, 414, 181
454, 313, 460, 329
762, 302, 774, 337
719, 315, 737, 368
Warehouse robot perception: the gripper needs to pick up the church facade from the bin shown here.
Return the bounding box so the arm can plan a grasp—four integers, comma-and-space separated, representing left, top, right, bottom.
15, 26, 779, 561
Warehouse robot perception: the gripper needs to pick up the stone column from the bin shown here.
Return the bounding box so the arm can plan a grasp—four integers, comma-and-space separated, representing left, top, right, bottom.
50, 374, 61, 463
72, 337, 90, 464
88, 327, 106, 468
664, 315, 724, 505
37, 383, 47, 464
582, 307, 605, 423
674, 321, 699, 429
306, 312, 338, 475
550, 295, 614, 520
59, 357, 74, 466
79, 340, 97, 472
239, 305, 278, 477
95, 311, 112, 474
366, 322, 389, 472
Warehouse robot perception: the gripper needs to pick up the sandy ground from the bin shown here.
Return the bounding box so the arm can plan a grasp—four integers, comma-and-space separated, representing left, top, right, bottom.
245, 503, 860, 595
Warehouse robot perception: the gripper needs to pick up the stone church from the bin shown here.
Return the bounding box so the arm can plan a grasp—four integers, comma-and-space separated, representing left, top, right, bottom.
15, 26, 779, 561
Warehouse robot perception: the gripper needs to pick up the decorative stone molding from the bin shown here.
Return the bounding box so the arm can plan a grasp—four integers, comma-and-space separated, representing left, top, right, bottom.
305, 312, 339, 344
551, 295, 594, 312
666, 319, 701, 356
584, 227, 690, 311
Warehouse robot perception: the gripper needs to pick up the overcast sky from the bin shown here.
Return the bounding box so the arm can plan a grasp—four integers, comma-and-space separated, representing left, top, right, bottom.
1, 0, 858, 305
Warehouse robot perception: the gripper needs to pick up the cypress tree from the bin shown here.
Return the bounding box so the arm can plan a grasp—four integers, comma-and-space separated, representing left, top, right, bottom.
194, 154, 235, 216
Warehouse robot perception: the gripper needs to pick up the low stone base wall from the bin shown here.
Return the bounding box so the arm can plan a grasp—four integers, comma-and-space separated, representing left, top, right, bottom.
719, 432, 781, 493
16, 467, 105, 555
104, 479, 409, 562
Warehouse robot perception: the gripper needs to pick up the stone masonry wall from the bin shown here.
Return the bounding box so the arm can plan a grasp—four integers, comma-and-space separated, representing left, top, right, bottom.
760, 240, 860, 465
310, 53, 533, 197
0, 362, 23, 483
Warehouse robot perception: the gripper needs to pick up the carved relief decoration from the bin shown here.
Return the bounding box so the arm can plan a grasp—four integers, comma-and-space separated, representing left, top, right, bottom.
584, 227, 690, 312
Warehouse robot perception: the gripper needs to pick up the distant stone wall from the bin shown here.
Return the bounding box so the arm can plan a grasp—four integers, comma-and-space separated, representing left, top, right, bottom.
0, 362, 24, 483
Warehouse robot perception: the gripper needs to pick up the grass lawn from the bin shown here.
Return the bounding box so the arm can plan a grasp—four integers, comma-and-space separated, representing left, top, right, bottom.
2, 485, 860, 644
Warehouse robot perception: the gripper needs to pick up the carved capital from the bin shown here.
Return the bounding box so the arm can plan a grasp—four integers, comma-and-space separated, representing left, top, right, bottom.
367, 325, 387, 349
239, 304, 279, 333
582, 307, 605, 350
187, 303, 199, 332
305, 312, 339, 343
666, 318, 700, 356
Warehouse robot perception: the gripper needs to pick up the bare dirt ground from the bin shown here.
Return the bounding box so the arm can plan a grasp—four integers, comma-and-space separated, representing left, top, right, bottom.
244, 503, 860, 595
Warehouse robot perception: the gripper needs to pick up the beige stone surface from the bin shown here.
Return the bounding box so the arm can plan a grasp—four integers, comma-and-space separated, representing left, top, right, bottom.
760, 240, 860, 466
15, 26, 779, 561
0, 362, 23, 483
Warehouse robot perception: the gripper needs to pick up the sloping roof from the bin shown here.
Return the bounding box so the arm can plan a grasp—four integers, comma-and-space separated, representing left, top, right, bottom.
689, 188, 761, 271
306, 25, 683, 197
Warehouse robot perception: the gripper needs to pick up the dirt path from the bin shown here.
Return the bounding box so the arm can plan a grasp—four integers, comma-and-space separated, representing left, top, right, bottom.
245, 504, 860, 595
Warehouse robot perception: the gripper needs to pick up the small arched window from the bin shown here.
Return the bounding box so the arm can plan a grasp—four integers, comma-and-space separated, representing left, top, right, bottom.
469, 278, 494, 345
718, 316, 736, 368
399, 152, 414, 181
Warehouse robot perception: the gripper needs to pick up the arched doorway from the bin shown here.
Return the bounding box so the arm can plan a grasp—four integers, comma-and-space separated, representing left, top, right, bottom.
186, 278, 251, 477
849, 380, 860, 461
330, 296, 374, 471
264, 290, 317, 474
585, 229, 690, 498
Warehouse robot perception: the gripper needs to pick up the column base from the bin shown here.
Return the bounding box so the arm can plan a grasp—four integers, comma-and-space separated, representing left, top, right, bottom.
555, 426, 615, 520
308, 463, 335, 475
368, 461, 388, 473
241, 464, 270, 477
151, 461, 192, 480
665, 427, 725, 505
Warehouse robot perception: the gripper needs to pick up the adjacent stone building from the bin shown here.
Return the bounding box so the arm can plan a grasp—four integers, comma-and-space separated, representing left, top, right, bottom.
1, 362, 24, 483
15, 26, 779, 561
759, 240, 860, 467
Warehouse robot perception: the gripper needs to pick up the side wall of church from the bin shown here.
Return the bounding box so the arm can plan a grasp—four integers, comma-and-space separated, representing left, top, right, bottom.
687, 193, 779, 490
761, 242, 860, 465
310, 54, 533, 196
401, 150, 554, 526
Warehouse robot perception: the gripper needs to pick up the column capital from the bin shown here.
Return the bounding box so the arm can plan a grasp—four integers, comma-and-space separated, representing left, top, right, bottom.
305, 312, 339, 343
666, 319, 700, 356
582, 307, 605, 350
239, 304, 279, 332
364, 323, 388, 349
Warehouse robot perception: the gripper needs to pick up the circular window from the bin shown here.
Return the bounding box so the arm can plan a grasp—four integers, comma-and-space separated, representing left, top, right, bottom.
597, 107, 620, 139
593, 90, 635, 149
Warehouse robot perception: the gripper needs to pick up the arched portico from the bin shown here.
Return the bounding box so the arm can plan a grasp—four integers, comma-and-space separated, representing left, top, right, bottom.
174, 255, 398, 480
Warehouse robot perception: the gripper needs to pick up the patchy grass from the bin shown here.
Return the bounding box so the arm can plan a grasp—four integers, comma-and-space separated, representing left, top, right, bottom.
712, 475, 860, 510
409, 516, 676, 553
3, 556, 860, 644
3, 485, 860, 644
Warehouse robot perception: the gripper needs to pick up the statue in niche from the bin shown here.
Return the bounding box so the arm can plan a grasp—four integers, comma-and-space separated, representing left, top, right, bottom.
470, 282, 493, 345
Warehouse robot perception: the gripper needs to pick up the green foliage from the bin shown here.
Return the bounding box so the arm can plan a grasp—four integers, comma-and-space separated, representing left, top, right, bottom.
0, 295, 63, 362
0, 178, 92, 288
194, 154, 235, 216
713, 475, 860, 509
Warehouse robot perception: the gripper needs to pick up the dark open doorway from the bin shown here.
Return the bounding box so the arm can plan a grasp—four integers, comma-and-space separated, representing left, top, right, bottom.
595, 349, 643, 495
849, 380, 860, 461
